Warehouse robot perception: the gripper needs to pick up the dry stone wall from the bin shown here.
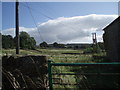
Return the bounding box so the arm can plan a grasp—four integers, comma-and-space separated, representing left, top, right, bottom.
2, 55, 48, 90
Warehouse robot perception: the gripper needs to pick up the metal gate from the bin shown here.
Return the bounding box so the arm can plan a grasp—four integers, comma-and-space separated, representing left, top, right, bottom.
48, 60, 120, 90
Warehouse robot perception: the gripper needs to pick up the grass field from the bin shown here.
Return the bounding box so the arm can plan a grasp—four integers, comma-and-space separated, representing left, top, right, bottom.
2, 48, 95, 63
2, 48, 111, 89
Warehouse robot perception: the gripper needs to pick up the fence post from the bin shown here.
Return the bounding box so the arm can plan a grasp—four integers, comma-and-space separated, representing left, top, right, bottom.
48, 60, 53, 90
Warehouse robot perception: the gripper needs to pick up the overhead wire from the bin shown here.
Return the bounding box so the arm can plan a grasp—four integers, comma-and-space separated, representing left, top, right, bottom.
29, 3, 57, 18
21, 3, 53, 20
21, 2, 89, 44
23, 2, 44, 42
21, 2, 80, 34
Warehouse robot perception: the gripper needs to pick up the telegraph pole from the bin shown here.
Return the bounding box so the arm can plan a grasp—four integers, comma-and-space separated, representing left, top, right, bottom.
16, 0, 19, 54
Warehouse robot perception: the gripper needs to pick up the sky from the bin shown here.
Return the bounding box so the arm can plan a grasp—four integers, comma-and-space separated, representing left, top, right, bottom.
2, 2, 119, 44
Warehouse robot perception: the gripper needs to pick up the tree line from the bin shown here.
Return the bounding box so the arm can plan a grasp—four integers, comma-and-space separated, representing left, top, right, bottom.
1, 31, 65, 49
39, 42, 65, 48
1, 31, 104, 50
1, 31, 36, 49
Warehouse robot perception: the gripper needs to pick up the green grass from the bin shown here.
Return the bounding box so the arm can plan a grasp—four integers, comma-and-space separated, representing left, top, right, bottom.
2, 48, 119, 89
2, 48, 107, 89
2, 48, 94, 63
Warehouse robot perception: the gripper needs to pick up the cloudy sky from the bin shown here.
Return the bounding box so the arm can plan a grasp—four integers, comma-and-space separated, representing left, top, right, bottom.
2, 2, 118, 44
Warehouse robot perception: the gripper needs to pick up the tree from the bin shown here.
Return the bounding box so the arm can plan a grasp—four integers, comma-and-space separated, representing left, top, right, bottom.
98, 42, 105, 50
39, 41, 48, 48
2, 35, 14, 49
53, 42, 59, 48
0, 33, 1, 48
58, 44, 65, 48
19, 31, 36, 49
0, 33, 1, 37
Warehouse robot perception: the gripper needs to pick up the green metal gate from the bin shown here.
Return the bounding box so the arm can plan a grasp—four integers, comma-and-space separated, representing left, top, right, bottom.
48, 60, 120, 90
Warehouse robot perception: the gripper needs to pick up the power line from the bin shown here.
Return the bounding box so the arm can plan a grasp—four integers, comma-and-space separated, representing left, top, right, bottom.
21, 3, 53, 20
21, 3, 80, 33
25, 2, 44, 42
21, 2, 84, 44
30, 3, 57, 18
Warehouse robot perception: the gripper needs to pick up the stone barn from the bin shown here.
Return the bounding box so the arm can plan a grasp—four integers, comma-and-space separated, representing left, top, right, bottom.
103, 16, 120, 62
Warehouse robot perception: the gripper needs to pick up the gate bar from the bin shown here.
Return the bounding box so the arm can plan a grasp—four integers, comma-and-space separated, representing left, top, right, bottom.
51, 62, 120, 66
48, 60, 53, 90
48, 60, 120, 90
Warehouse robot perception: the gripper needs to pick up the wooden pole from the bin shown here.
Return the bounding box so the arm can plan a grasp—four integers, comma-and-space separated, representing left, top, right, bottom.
16, 0, 19, 54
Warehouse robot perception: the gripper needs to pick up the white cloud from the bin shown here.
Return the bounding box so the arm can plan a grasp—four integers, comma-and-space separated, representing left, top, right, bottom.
2, 14, 118, 45
2, 27, 35, 37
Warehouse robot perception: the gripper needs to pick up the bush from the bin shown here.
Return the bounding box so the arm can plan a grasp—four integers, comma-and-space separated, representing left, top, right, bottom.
83, 47, 94, 54
83, 45, 101, 54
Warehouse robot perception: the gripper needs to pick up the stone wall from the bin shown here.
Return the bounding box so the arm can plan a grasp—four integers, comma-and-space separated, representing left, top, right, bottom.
2, 55, 48, 89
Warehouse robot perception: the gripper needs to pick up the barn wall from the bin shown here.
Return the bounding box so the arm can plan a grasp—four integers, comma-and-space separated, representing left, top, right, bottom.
103, 17, 120, 62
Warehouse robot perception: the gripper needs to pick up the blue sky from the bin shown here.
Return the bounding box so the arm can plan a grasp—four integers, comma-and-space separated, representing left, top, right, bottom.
2, 2, 118, 30
2, 2, 118, 44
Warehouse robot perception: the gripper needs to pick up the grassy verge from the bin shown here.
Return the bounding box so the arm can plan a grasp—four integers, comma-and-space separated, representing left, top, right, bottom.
2, 48, 108, 89
2, 48, 93, 63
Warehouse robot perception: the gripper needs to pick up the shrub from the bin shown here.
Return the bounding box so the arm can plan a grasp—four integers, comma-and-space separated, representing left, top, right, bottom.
83, 45, 101, 54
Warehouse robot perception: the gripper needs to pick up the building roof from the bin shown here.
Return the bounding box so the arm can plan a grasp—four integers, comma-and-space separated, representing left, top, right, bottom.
103, 16, 120, 31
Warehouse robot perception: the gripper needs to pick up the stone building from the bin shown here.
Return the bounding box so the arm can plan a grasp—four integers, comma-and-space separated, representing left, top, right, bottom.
103, 16, 120, 62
